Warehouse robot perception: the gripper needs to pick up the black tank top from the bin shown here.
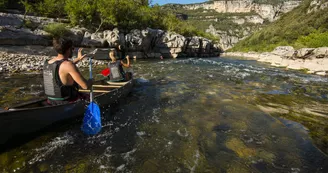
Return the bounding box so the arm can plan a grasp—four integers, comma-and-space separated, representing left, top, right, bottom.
43, 59, 79, 100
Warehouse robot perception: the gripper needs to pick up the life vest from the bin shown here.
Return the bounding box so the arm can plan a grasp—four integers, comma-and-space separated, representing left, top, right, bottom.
43, 59, 79, 101
108, 60, 125, 81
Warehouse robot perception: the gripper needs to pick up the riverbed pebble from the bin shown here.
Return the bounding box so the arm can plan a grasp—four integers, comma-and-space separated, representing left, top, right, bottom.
0, 51, 107, 73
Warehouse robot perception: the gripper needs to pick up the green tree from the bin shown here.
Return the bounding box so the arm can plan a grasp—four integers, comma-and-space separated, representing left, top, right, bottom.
96, 0, 118, 31
65, 0, 97, 26
19, 0, 33, 21
18, 0, 218, 41
44, 23, 70, 38
96, 0, 148, 31
35, 0, 66, 17
0, 0, 8, 9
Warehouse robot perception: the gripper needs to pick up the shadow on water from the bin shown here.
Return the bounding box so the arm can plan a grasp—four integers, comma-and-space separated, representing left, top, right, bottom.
0, 116, 80, 154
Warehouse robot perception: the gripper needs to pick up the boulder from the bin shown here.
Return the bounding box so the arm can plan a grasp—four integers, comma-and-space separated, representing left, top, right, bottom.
232, 17, 245, 25
125, 29, 143, 51
103, 28, 123, 47
295, 48, 315, 58
159, 32, 185, 48
245, 15, 264, 24
69, 27, 86, 46
0, 12, 23, 27
81, 31, 105, 47
141, 28, 165, 52
169, 48, 183, 54
272, 46, 296, 58
187, 36, 200, 48
308, 0, 328, 13
159, 48, 171, 54
312, 47, 328, 58
0, 26, 51, 46
146, 52, 162, 58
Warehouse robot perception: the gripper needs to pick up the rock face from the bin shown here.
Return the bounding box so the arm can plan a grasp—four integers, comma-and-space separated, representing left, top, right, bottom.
79, 28, 221, 59
245, 15, 264, 24
295, 48, 315, 58
181, 0, 301, 21
0, 26, 51, 46
0, 12, 68, 27
0, 12, 222, 73
271, 46, 296, 58
180, 0, 301, 50
206, 24, 248, 50
0, 12, 221, 62
307, 0, 328, 13
181, 0, 300, 50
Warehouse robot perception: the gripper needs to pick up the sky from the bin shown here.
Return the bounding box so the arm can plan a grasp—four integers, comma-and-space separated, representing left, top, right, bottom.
151, 0, 207, 5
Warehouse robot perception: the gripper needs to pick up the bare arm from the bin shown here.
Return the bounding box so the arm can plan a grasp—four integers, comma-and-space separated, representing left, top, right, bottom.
63, 61, 92, 89
73, 48, 87, 64
121, 55, 130, 67
73, 57, 81, 64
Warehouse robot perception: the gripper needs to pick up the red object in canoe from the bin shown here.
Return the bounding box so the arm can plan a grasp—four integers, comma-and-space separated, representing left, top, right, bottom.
101, 68, 110, 77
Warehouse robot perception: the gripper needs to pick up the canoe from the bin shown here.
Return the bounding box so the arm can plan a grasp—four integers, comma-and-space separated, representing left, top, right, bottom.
0, 79, 133, 146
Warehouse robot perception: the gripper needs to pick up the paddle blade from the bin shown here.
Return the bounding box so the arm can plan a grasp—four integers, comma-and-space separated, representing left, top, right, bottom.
81, 102, 102, 135
101, 68, 110, 77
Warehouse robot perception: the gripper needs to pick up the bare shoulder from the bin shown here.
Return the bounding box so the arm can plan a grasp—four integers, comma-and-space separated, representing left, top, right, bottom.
60, 61, 77, 71
48, 57, 59, 64
61, 60, 74, 65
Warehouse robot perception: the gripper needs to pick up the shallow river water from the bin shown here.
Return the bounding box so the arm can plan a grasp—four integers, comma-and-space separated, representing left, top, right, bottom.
0, 57, 328, 173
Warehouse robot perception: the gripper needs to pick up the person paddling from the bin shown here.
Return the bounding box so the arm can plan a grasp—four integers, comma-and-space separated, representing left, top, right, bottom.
114, 42, 128, 60
108, 49, 131, 82
43, 38, 93, 105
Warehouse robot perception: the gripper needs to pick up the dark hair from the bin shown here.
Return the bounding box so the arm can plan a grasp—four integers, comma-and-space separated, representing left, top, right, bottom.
53, 38, 73, 54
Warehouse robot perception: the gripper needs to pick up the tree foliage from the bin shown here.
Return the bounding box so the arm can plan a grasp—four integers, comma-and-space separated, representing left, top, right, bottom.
44, 23, 70, 38
65, 0, 97, 26
36, 0, 66, 17
0, 0, 7, 9
19, 0, 218, 41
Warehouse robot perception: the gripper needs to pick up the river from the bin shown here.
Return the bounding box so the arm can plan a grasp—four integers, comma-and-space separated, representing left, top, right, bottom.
0, 56, 328, 173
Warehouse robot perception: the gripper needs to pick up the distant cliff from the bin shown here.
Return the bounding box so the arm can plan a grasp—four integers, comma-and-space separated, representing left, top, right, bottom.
164, 0, 302, 50
180, 0, 301, 21
231, 0, 328, 52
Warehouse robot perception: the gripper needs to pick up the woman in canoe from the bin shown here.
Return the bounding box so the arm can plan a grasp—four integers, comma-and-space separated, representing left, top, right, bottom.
108, 49, 131, 82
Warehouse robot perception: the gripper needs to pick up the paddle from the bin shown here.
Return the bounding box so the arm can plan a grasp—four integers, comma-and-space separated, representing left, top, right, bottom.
81, 49, 102, 135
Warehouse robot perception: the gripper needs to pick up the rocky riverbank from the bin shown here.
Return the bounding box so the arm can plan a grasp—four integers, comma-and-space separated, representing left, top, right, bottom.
0, 12, 222, 73
0, 49, 107, 73
0, 12, 221, 55
223, 46, 328, 76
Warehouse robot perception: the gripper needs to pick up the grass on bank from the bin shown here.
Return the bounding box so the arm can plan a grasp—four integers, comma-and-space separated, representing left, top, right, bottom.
230, 0, 328, 52
43, 23, 70, 38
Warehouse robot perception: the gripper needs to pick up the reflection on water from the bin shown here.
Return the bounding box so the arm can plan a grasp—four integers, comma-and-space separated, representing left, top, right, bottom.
0, 57, 328, 172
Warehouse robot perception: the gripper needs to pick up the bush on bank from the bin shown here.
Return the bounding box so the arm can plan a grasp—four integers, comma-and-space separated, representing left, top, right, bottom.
18, 0, 218, 41
230, 0, 328, 52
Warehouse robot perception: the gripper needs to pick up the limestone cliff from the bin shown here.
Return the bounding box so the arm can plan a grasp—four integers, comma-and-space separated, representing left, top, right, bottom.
164, 0, 302, 50
180, 0, 301, 21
